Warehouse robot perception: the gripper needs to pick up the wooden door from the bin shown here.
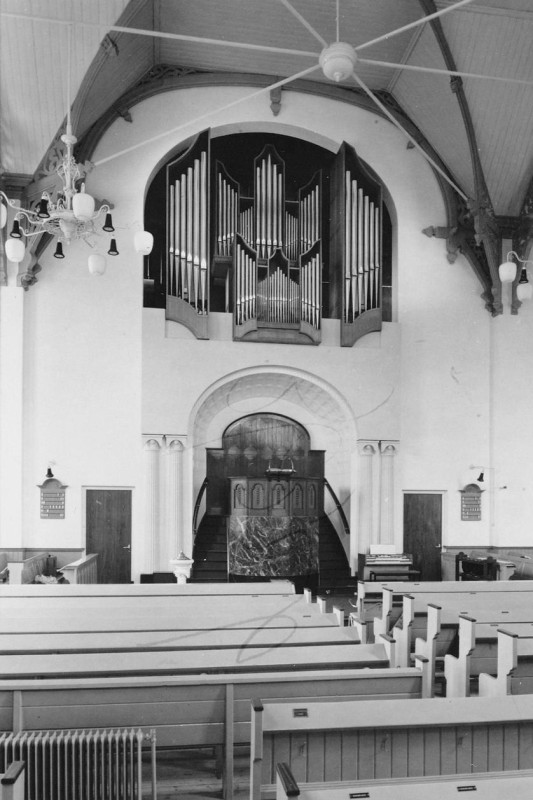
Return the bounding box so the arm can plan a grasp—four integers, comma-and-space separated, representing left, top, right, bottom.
403, 493, 443, 581
86, 489, 132, 583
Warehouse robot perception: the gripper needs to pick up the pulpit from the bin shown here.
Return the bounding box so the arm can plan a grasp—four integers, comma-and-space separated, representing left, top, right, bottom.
227, 475, 321, 578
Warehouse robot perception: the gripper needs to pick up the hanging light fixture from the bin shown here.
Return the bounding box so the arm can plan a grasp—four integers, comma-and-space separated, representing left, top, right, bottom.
0, 122, 116, 268
0, 24, 153, 275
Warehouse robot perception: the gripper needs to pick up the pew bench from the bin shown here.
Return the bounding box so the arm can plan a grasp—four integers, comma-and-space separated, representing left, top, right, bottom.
383, 588, 533, 664
0, 580, 296, 597
57, 553, 98, 584
0, 663, 431, 800
479, 627, 533, 696
0, 625, 362, 655
275, 763, 533, 800
0, 594, 344, 633
374, 583, 533, 642
0, 640, 397, 680
444, 617, 533, 697
0, 555, 8, 584
0, 761, 25, 800
5, 553, 49, 585
250, 693, 533, 800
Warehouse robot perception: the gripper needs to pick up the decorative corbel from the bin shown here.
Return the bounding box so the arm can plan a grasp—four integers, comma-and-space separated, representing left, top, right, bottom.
270, 86, 282, 116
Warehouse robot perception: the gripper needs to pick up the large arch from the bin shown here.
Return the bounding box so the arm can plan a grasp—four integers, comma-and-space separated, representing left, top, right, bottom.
183, 365, 359, 561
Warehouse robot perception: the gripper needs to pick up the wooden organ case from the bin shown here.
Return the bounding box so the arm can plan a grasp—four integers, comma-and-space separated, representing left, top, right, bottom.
162, 130, 383, 346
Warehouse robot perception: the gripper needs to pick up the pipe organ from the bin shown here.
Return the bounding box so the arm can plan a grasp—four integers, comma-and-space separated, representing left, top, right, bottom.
161, 130, 382, 345
330, 141, 383, 346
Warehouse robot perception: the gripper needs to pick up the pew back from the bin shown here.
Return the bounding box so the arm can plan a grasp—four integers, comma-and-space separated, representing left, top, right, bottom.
250, 694, 533, 799
0, 665, 430, 799
275, 765, 533, 800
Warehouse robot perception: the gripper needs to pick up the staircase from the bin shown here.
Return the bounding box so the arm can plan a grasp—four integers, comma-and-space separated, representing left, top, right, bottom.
190, 515, 228, 582
190, 513, 356, 589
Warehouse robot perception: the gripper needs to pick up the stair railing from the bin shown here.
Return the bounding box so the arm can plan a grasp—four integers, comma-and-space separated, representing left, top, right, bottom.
193, 478, 209, 536
323, 478, 350, 537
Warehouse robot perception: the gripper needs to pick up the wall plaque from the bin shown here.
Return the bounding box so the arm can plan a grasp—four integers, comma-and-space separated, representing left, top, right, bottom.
460, 483, 482, 521
38, 474, 67, 519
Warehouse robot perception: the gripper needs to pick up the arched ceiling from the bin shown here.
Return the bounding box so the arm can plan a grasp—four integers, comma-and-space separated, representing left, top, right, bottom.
1, 0, 532, 219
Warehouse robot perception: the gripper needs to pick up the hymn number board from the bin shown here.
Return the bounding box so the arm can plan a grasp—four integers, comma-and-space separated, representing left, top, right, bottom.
38, 476, 67, 519
460, 483, 482, 521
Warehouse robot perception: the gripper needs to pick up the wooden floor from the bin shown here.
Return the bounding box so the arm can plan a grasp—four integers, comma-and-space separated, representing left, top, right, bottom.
142, 747, 250, 799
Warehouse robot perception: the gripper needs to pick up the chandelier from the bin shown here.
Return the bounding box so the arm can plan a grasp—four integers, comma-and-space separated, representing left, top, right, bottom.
0, 120, 154, 275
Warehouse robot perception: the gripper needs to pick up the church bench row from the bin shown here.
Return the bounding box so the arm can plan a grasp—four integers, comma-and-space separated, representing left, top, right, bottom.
444, 617, 533, 697
249, 693, 533, 800
479, 627, 533, 697
391, 591, 533, 668
275, 763, 533, 800
0, 580, 296, 597
0, 665, 431, 800
0, 640, 397, 680
374, 585, 533, 641
351, 580, 533, 642
0, 626, 362, 655
0, 594, 344, 633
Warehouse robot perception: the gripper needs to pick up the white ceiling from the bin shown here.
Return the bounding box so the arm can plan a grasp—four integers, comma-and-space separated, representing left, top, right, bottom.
1, 0, 532, 217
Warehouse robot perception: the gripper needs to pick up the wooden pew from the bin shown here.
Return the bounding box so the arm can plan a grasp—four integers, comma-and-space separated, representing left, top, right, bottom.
275, 763, 533, 800
0, 580, 296, 597
479, 627, 533, 696
372, 581, 533, 642
0, 640, 397, 679
0, 625, 362, 655
387, 589, 533, 667
250, 694, 533, 800
0, 594, 343, 633
444, 617, 533, 697
0, 663, 431, 800
58, 553, 98, 583
0, 761, 25, 800
6, 553, 48, 585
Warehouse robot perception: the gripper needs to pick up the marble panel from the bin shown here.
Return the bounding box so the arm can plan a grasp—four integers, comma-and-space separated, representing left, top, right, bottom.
228, 515, 319, 576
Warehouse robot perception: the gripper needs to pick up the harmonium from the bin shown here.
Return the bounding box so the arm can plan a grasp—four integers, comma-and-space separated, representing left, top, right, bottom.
358, 550, 420, 581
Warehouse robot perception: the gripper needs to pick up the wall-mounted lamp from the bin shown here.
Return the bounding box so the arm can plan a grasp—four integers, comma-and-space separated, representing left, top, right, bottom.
462, 465, 485, 488
499, 251, 533, 303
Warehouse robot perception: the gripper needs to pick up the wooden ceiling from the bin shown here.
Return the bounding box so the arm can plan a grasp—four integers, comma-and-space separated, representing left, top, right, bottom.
1, 0, 532, 217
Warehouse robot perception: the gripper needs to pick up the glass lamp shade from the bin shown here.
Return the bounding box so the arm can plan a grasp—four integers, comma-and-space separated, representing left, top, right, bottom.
0, 203, 6, 229
5, 237, 25, 263
88, 253, 106, 275
498, 260, 517, 283
517, 280, 533, 301
134, 230, 154, 255
72, 190, 95, 222
319, 42, 357, 83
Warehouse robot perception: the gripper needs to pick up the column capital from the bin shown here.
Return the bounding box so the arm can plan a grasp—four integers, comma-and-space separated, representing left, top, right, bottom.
164, 435, 186, 452
379, 440, 399, 455
357, 439, 379, 456
143, 434, 165, 450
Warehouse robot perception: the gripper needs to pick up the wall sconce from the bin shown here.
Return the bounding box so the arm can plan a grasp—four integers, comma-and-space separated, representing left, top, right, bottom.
462, 465, 485, 487
499, 251, 533, 303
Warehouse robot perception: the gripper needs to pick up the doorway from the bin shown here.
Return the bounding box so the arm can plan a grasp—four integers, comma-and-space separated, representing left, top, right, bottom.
86, 489, 132, 583
403, 492, 443, 581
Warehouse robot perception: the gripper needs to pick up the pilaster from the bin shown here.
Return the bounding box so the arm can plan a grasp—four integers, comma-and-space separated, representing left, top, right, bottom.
379, 441, 398, 545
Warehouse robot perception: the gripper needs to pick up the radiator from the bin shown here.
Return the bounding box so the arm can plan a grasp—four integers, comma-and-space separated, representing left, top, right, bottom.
0, 728, 156, 800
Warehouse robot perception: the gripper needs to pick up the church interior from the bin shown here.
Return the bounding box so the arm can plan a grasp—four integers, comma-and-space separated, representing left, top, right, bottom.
1, 0, 533, 798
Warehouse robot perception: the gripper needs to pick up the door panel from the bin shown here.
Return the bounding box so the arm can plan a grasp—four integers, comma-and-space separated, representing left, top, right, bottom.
403, 493, 443, 581
86, 489, 132, 583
